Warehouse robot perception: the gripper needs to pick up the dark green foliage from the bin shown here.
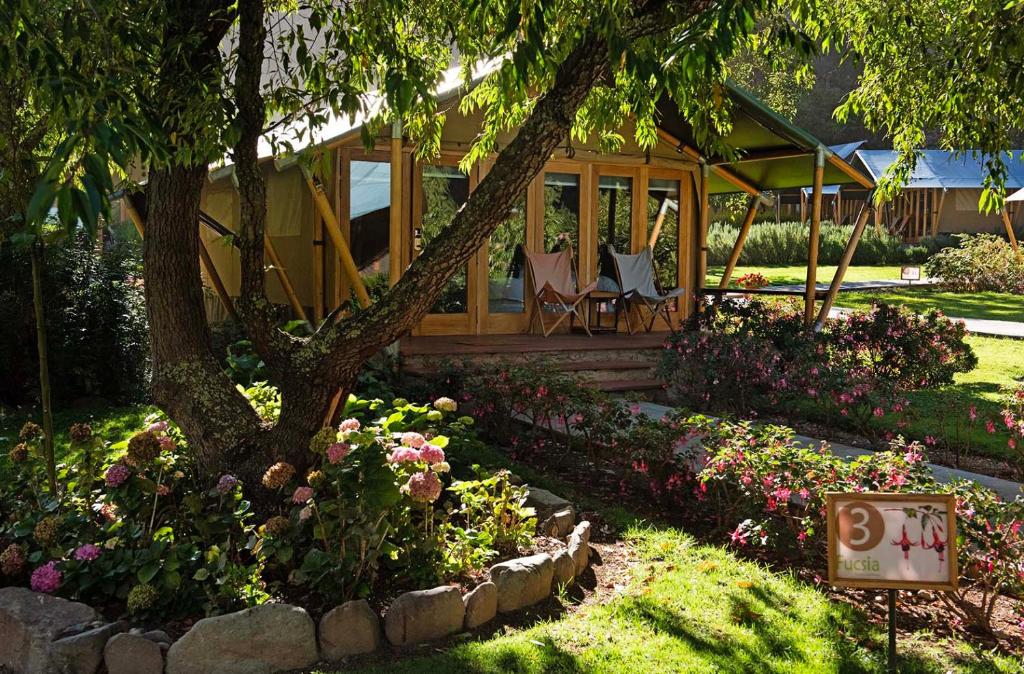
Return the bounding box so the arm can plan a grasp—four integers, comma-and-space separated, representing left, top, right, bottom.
0, 231, 149, 407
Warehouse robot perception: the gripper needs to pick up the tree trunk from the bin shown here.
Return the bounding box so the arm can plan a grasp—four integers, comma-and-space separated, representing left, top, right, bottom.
30, 241, 57, 494
143, 164, 265, 479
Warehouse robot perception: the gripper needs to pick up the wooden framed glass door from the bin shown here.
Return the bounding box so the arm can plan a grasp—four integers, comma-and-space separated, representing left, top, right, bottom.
413, 157, 479, 335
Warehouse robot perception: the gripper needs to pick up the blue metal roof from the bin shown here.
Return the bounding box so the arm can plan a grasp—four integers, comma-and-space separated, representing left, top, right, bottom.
855, 150, 1024, 189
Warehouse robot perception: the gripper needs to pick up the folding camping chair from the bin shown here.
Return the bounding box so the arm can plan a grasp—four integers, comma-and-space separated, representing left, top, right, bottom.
610, 247, 687, 335
524, 246, 598, 337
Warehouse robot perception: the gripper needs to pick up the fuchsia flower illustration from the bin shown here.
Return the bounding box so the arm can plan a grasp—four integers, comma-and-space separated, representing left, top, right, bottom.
891, 524, 918, 569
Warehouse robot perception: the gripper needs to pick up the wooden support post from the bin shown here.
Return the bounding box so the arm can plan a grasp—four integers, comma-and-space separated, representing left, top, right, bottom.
263, 235, 309, 322
389, 121, 404, 287
1001, 208, 1023, 262
932, 189, 945, 237
303, 168, 371, 309
873, 200, 883, 236
804, 147, 825, 324
719, 195, 759, 288
697, 162, 710, 294
815, 204, 872, 327
121, 196, 146, 238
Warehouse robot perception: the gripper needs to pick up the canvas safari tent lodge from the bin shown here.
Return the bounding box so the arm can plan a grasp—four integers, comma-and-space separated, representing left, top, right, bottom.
813, 149, 1024, 244
123, 74, 874, 358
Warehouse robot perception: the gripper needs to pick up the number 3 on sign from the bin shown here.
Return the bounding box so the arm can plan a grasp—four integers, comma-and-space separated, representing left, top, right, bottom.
838, 501, 885, 551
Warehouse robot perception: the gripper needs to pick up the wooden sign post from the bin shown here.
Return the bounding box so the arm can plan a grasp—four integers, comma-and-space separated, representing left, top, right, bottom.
827, 493, 958, 673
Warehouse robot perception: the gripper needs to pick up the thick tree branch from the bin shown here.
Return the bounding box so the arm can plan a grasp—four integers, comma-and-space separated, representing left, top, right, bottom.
233, 0, 295, 365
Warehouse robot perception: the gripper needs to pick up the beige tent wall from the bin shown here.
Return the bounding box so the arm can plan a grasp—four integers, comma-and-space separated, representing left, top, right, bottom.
935, 188, 1024, 234
200, 163, 316, 313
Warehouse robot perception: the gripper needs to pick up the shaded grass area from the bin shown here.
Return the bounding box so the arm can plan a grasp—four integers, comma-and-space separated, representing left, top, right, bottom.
706, 264, 905, 288
330, 525, 1019, 674
836, 288, 1024, 323
0, 402, 154, 480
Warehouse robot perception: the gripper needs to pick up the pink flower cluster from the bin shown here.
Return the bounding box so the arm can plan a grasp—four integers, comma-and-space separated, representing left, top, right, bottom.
73, 544, 101, 562
327, 443, 350, 464
404, 471, 442, 503
105, 464, 132, 488
30, 562, 61, 593
291, 486, 314, 504
339, 418, 360, 433
216, 474, 239, 494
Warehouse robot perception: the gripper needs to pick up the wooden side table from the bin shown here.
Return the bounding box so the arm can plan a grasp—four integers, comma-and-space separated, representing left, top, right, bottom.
583, 290, 621, 333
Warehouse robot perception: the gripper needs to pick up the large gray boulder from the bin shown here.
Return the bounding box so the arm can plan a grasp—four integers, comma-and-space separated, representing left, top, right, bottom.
543, 508, 576, 538
319, 599, 381, 660
165, 603, 318, 674
462, 582, 497, 630
49, 621, 126, 674
384, 586, 464, 646
525, 487, 573, 523
0, 586, 109, 673
104, 632, 164, 674
489, 553, 554, 613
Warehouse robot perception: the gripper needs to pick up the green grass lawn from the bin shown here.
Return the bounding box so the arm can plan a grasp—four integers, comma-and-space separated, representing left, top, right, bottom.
902, 334, 1024, 461
836, 288, 1024, 323
706, 264, 905, 288
331, 524, 1019, 674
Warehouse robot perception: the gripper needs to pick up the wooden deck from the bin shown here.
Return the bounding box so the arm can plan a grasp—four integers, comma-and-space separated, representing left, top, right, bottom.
399, 331, 670, 357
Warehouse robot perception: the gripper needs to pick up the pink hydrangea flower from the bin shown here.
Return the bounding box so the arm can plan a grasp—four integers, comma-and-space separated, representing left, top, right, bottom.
291, 486, 314, 504
388, 447, 421, 463
401, 432, 426, 448
30, 562, 61, 593
338, 418, 360, 433
405, 471, 442, 503
326, 443, 350, 464
74, 544, 101, 562
158, 436, 176, 452
419, 444, 445, 465
299, 506, 313, 521
105, 464, 132, 488
148, 420, 169, 434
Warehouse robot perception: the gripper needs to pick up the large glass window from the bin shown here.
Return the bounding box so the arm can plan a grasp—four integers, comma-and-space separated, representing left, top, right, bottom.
647, 178, 680, 292
349, 160, 391, 296
597, 175, 633, 287
420, 165, 470, 313
542, 172, 580, 253
487, 197, 526, 314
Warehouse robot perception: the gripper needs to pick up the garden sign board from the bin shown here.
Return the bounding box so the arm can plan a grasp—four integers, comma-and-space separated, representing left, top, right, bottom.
826, 493, 958, 591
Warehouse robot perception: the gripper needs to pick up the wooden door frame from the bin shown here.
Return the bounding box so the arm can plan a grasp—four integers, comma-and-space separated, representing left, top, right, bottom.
645, 166, 691, 326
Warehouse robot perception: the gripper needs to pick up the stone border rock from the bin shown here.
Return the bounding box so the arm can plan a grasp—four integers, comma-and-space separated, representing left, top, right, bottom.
0, 490, 590, 673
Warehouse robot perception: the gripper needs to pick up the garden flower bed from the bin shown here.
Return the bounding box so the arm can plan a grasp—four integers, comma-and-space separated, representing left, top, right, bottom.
0, 394, 597, 673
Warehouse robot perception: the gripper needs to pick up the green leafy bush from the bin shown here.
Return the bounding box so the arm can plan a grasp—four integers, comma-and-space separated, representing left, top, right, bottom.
0, 232, 149, 407
925, 233, 1024, 293
705, 220, 949, 267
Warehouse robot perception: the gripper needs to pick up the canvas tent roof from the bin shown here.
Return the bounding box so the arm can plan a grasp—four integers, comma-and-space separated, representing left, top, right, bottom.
211, 64, 871, 195
855, 150, 1024, 189
656, 85, 871, 193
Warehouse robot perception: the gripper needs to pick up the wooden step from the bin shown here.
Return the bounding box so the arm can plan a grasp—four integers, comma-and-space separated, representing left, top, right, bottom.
585, 378, 664, 393
554, 358, 657, 372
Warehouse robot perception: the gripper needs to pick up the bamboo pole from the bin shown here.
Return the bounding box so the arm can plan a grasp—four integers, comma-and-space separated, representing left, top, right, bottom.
263, 235, 308, 321
198, 240, 239, 321
123, 195, 238, 321
873, 200, 883, 236
389, 121, 404, 286
648, 198, 671, 249
303, 169, 372, 309
697, 162, 710, 293
815, 205, 872, 327
718, 195, 759, 288
1001, 208, 1023, 261
30, 242, 57, 494
804, 147, 825, 324
312, 212, 325, 323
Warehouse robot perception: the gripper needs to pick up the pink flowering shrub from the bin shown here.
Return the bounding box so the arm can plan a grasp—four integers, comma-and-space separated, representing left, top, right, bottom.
657, 299, 976, 438
1, 414, 261, 618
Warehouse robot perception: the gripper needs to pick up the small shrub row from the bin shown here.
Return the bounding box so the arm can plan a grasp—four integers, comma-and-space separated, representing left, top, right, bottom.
925, 233, 1024, 293
705, 221, 949, 267
1, 392, 535, 620
656, 299, 977, 439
